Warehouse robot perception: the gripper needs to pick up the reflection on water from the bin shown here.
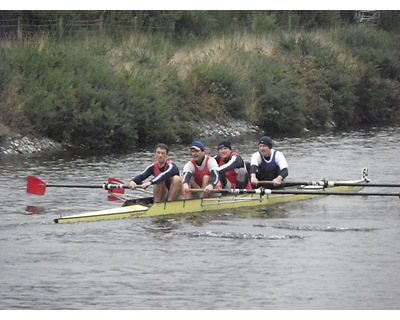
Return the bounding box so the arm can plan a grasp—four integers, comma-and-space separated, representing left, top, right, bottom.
24, 205, 46, 215
1, 127, 400, 309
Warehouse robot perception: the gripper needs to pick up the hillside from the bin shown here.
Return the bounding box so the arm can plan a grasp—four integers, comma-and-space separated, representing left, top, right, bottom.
1, 15, 399, 150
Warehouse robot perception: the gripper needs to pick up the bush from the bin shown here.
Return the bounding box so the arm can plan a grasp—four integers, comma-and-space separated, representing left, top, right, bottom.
250, 12, 279, 33
336, 27, 400, 81
328, 72, 358, 128
1, 39, 189, 148
354, 66, 399, 125
175, 11, 219, 37
247, 56, 307, 134
189, 62, 249, 119
280, 32, 360, 129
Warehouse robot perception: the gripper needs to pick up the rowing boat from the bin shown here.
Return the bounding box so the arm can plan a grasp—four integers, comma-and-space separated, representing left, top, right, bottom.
54, 175, 369, 224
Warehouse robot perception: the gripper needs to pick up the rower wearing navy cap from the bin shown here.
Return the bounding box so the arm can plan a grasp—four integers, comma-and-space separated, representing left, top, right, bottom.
214, 140, 251, 190
182, 141, 220, 198
250, 136, 288, 188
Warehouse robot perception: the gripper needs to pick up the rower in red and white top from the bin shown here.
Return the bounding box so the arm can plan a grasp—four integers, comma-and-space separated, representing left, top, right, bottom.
214, 140, 252, 190
129, 143, 183, 203
182, 141, 220, 199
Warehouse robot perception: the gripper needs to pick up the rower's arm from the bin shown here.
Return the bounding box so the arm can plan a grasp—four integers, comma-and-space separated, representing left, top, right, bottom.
279, 168, 289, 179
250, 152, 261, 175
208, 157, 220, 187
218, 155, 244, 174
131, 164, 154, 184
150, 163, 179, 185
275, 151, 289, 179
182, 171, 193, 185
182, 162, 194, 185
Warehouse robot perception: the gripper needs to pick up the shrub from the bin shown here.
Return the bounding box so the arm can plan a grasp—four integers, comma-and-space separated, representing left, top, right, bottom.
328, 72, 358, 128
190, 62, 249, 119
354, 66, 399, 126
336, 27, 400, 81
250, 12, 279, 33
280, 32, 360, 130
2, 39, 187, 148
247, 56, 307, 134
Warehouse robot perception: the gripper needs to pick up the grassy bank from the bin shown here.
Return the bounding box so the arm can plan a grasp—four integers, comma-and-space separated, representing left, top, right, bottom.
1, 26, 399, 149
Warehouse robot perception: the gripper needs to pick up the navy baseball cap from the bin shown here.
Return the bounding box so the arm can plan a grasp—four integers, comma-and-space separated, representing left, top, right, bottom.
190, 141, 205, 151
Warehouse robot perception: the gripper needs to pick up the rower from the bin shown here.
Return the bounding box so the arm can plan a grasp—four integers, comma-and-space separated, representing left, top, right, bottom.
214, 140, 252, 190
182, 141, 220, 199
128, 143, 183, 203
250, 136, 289, 188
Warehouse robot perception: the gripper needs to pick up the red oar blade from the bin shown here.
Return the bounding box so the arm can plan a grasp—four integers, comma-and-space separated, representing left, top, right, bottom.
108, 178, 126, 202
27, 176, 46, 195
107, 195, 120, 202
108, 178, 125, 194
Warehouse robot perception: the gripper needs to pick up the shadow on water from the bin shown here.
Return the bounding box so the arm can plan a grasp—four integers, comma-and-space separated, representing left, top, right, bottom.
23, 205, 46, 215
143, 204, 290, 228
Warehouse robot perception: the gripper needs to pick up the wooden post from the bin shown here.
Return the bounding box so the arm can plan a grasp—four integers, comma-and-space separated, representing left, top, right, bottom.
99, 15, 104, 36
17, 16, 22, 41
59, 16, 64, 40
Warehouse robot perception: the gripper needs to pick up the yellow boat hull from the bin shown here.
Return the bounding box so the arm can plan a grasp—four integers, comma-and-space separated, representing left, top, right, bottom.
54, 184, 365, 224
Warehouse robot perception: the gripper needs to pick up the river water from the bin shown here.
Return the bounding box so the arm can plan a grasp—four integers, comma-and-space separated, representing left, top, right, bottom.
1, 127, 399, 310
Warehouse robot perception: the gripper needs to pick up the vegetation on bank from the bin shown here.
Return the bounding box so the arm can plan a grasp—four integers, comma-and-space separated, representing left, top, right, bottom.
1, 11, 400, 149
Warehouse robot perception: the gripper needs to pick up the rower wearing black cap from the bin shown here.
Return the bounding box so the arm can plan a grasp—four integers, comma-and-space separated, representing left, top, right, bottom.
250, 136, 288, 188
214, 140, 251, 190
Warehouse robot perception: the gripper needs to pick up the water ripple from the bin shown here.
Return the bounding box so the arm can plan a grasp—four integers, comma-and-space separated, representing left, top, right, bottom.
271, 224, 378, 232
175, 230, 304, 240
142, 219, 181, 231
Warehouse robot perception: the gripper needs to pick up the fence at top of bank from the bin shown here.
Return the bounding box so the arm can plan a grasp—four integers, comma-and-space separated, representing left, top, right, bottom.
0, 16, 189, 41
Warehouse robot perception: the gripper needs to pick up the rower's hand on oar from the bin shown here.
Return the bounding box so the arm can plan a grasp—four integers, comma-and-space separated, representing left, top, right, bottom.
128, 181, 137, 190
272, 176, 283, 187
183, 183, 191, 193
141, 181, 152, 190
251, 176, 258, 186
204, 184, 213, 195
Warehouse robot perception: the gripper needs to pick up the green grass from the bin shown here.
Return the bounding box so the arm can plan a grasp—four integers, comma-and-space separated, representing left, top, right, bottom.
1, 26, 399, 148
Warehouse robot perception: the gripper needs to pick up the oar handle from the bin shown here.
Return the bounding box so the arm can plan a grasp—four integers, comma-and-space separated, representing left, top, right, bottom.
105, 183, 146, 190
103, 183, 130, 190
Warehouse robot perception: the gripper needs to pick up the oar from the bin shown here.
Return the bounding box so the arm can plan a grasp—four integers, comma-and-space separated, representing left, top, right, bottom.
107, 177, 125, 201
189, 188, 400, 197
257, 180, 400, 188
27, 176, 131, 196
108, 178, 153, 196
